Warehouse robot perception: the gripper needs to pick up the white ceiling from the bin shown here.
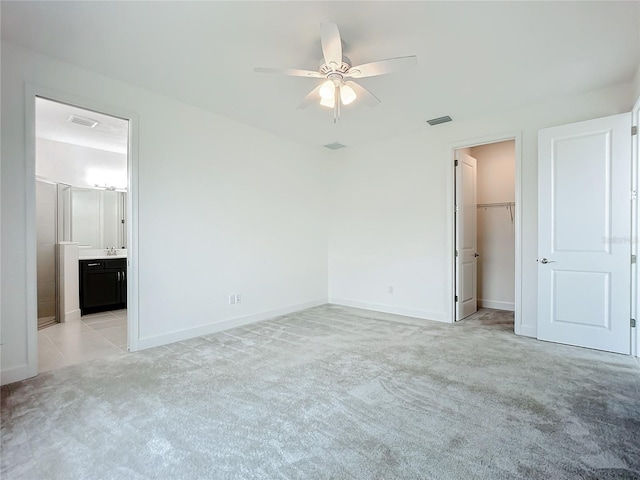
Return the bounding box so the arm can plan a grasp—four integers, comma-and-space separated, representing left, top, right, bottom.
3, 1, 639, 149
36, 97, 129, 154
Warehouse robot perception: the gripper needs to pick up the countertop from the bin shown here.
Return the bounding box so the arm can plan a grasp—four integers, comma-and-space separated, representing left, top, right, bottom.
79, 255, 128, 260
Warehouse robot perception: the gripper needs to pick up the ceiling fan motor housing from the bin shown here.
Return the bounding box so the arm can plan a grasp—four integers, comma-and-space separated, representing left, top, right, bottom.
319, 61, 352, 77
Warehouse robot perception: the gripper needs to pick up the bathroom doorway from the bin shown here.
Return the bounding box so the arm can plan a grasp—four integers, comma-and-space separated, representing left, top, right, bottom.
35, 96, 131, 372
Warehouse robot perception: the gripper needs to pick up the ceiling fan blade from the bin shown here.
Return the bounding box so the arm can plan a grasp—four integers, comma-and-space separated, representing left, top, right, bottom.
345, 81, 381, 107
320, 22, 343, 68
297, 85, 323, 110
346, 56, 417, 78
254, 67, 323, 78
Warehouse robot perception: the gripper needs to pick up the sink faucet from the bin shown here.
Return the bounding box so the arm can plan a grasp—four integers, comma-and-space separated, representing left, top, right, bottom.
105, 247, 117, 256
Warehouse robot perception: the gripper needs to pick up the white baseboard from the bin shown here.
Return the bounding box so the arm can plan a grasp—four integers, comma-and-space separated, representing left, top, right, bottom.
329, 297, 448, 323
515, 324, 536, 338
478, 299, 514, 311
62, 309, 81, 322
1, 363, 35, 386
137, 298, 328, 350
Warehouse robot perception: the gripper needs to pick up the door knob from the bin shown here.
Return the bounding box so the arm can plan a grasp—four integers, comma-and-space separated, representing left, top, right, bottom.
539, 258, 555, 264
474, 253, 480, 257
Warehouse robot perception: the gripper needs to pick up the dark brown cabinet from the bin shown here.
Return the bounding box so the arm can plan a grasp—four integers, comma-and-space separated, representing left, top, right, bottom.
79, 258, 127, 315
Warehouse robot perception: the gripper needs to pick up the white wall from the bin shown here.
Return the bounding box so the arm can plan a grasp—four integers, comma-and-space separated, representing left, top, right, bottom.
634, 62, 640, 103
328, 81, 634, 336
36, 138, 127, 189
1, 42, 329, 383
472, 141, 515, 311
473, 141, 515, 204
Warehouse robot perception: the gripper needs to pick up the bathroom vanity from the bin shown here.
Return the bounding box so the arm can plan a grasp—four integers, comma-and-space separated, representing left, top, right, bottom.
79, 257, 127, 315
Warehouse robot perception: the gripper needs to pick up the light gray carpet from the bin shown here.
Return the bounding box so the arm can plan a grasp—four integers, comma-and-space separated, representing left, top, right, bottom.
2, 305, 639, 479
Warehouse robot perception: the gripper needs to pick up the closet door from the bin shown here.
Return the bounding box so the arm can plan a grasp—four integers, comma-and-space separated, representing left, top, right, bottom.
455, 152, 478, 320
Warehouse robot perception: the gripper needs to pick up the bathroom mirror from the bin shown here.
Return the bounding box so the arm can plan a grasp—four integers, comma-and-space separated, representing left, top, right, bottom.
66, 187, 127, 249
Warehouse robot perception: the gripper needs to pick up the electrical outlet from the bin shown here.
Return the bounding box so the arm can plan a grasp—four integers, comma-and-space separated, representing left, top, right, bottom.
388, 286, 394, 294
229, 294, 236, 305
236, 293, 242, 303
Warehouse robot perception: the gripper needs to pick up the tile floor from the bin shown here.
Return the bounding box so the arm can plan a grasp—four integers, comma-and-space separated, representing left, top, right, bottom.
38, 309, 128, 373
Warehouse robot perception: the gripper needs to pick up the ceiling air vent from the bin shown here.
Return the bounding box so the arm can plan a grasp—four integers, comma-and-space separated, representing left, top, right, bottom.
68, 114, 99, 128
324, 142, 346, 150
426, 115, 452, 126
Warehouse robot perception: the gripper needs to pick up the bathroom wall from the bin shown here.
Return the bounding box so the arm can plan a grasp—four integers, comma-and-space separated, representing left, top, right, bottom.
36, 137, 127, 189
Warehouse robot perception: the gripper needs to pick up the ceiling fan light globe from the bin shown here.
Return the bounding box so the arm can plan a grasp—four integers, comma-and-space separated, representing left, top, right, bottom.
320, 96, 335, 108
319, 80, 335, 100
340, 84, 357, 105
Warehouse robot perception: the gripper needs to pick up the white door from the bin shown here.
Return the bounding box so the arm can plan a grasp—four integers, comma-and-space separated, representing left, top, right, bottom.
538, 113, 631, 354
455, 152, 478, 320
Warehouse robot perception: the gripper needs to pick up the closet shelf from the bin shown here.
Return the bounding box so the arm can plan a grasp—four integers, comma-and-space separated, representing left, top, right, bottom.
476, 202, 515, 208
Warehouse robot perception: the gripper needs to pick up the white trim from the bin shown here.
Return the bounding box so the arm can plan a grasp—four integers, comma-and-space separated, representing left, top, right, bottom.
632, 95, 639, 357
126, 103, 140, 353
63, 309, 81, 322
22, 84, 140, 382
478, 300, 515, 311
137, 299, 328, 350
518, 324, 537, 338
0, 364, 33, 386
25, 85, 38, 379
329, 298, 447, 323
447, 132, 524, 335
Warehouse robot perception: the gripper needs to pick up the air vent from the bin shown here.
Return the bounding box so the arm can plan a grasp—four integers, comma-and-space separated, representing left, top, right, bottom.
324, 142, 346, 150
68, 114, 99, 128
426, 115, 452, 126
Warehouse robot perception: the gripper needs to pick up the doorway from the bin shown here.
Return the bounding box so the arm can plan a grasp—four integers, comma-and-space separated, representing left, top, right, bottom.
34, 96, 132, 372
453, 138, 519, 330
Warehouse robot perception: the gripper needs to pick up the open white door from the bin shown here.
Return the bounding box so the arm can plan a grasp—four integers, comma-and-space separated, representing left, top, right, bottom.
538, 113, 631, 354
455, 152, 478, 321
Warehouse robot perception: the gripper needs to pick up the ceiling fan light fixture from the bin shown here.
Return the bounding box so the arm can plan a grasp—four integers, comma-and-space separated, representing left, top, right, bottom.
340, 84, 357, 105
319, 80, 335, 100
320, 96, 335, 108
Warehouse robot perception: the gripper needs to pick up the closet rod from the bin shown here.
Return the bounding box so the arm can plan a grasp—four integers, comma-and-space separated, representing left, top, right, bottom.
476, 202, 515, 208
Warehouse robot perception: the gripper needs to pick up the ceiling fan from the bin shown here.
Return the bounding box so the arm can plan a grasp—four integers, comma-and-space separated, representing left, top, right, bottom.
254, 22, 417, 123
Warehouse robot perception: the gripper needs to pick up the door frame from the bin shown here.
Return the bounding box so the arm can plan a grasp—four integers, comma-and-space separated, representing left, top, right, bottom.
633, 96, 640, 358
24, 84, 140, 377
448, 131, 523, 333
